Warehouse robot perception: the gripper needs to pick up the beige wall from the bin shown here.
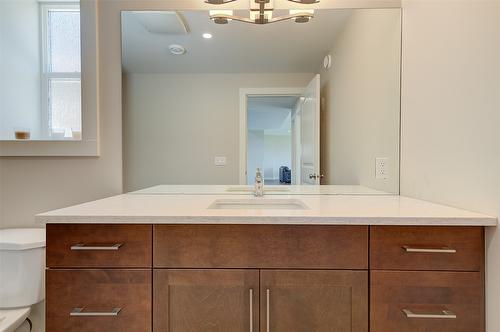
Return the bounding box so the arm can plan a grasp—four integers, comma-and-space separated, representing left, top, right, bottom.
0, 0, 124, 330
0, 0, 123, 229
123, 73, 312, 191
400, 1, 500, 331
319, 9, 401, 193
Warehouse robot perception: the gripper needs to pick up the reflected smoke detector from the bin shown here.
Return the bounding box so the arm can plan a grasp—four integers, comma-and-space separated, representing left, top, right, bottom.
169, 44, 186, 55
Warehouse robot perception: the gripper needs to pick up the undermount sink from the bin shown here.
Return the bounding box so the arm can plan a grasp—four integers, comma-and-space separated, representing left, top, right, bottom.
208, 198, 308, 210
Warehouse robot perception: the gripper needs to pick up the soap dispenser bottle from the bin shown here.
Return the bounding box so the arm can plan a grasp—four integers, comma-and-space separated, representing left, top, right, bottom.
254, 168, 264, 197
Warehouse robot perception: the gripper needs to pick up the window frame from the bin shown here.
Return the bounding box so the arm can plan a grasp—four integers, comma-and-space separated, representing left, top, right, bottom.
40, 2, 81, 139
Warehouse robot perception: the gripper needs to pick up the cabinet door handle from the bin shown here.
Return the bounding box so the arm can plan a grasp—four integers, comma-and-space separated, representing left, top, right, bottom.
70, 307, 121, 317
402, 245, 456, 253
70, 243, 123, 251
249, 289, 253, 332
266, 289, 270, 332
402, 309, 457, 319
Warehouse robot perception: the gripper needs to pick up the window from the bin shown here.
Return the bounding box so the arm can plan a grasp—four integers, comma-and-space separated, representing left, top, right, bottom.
41, 4, 81, 139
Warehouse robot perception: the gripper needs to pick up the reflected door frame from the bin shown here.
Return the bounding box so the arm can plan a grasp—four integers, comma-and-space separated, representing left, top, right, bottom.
239, 87, 305, 185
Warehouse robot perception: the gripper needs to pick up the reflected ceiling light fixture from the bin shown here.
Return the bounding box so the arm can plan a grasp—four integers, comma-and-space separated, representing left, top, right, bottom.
206, 0, 238, 3
202, 32, 213, 39
288, 0, 319, 3
207, 0, 318, 25
209, 9, 235, 24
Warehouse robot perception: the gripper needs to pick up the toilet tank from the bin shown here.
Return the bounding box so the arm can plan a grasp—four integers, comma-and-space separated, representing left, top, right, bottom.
0, 229, 46, 308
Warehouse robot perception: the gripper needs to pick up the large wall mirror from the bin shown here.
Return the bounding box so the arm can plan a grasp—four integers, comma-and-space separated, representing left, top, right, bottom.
122, 7, 401, 195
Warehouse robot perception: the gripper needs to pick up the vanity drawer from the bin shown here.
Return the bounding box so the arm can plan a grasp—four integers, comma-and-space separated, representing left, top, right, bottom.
370, 270, 484, 332
46, 269, 152, 332
154, 225, 368, 269
370, 226, 483, 271
46, 224, 152, 268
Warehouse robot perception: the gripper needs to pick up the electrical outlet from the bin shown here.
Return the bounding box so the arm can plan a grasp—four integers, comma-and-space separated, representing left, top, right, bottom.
214, 156, 227, 166
375, 158, 389, 179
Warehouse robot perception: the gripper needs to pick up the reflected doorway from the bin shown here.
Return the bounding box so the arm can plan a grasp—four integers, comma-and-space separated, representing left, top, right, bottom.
241, 76, 321, 186
246, 95, 298, 185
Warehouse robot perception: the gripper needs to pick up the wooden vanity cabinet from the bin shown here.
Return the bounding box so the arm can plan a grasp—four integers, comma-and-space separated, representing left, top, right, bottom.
260, 270, 368, 332
45, 224, 485, 332
370, 226, 483, 271
371, 270, 483, 332
153, 269, 259, 332
46, 269, 152, 332
152, 225, 369, 332
152, 269, 368, 332
46, 224, 152, 268
370, 226, 485, 332
46, 224, 153, 332
153, 224, 368, 269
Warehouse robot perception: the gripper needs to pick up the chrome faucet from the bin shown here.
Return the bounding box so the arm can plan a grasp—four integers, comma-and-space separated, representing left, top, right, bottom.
254, 168, 264, 197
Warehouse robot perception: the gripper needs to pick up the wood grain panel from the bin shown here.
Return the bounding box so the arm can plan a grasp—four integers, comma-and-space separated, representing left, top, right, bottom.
261, 270, 368, 332
46, 269, 152, 332
154, 225, 368, 269
370, 226, 483, 271
154, 269, 259, 332
47, 224, 152, 268
371, 270, 484, 332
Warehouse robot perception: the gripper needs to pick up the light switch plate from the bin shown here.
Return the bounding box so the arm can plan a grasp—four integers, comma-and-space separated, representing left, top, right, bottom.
375, 157, 389, 179
214, 156, 227, 166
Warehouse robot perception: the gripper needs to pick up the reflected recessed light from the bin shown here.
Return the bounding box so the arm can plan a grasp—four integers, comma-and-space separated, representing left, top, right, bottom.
203, 33, 213, 39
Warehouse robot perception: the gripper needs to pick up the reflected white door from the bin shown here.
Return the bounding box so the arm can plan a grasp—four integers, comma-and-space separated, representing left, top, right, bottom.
300, 74, 321, 185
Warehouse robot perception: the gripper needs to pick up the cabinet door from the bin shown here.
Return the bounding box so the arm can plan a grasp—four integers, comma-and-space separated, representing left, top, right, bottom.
260, 270, 368, 332
154, 269, 259, 332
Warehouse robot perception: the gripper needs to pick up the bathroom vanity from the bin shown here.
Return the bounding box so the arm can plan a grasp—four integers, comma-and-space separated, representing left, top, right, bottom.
38, 193, 496, 332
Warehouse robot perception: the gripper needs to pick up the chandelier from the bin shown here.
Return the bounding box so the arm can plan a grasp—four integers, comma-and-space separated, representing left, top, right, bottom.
206, 0, 319, 25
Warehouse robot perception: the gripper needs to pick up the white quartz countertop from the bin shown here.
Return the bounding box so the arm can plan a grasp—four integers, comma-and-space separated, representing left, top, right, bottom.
36, 192, 497, 226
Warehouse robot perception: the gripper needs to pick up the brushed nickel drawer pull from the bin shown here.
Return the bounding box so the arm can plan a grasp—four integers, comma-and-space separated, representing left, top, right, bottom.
249, 289, 253, 332
266, 289, 270, 332
402, 245, 456, 254
70, 307, 121, 317
402, 309, 457, 319
70, 243, 123, 251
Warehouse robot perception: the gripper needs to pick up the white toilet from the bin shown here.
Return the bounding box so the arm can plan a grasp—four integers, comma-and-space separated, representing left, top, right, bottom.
0, 229, 46, 332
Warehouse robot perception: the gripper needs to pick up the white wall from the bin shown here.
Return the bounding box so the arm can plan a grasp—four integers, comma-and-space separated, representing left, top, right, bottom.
263, 134, 292, 181
400, 1, 500, 331
247, 130, 265, 183
319, 9, 401, 193
0, 0, 41, 140
247, 102, 292, 183
248, 131, 292, 183
0, 0, 123, 329
123, 73, 311, 191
